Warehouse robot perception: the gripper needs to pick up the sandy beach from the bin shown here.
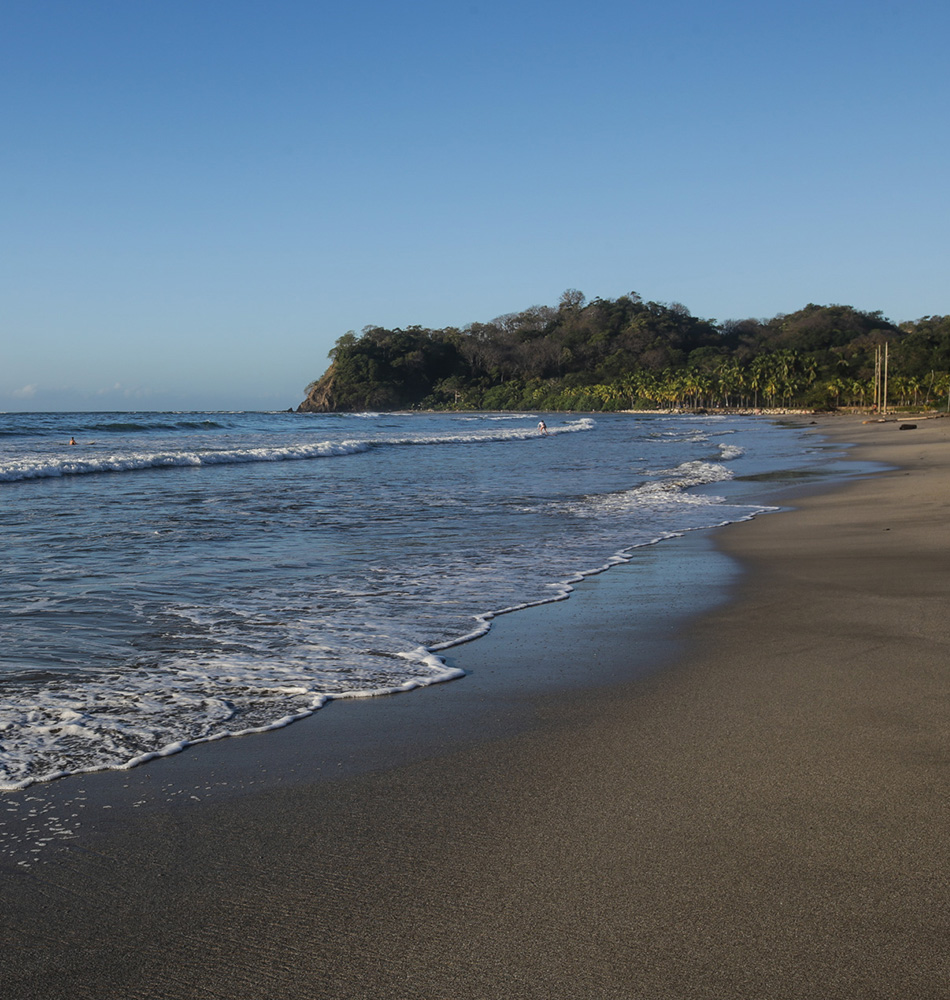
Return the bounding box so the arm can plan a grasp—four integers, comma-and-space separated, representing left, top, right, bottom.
2, 415, 948, 999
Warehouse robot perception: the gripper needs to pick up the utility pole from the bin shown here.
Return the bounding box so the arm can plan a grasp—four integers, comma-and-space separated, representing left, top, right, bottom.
873, 345, 881, 412
882, 342, 889, 417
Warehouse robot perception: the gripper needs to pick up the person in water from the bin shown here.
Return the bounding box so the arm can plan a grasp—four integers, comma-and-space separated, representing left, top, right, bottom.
68, 437, 77, 446
537, 420, 547, 436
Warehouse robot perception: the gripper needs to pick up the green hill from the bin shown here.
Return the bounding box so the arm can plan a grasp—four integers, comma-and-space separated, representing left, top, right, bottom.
298, 290, 950, 412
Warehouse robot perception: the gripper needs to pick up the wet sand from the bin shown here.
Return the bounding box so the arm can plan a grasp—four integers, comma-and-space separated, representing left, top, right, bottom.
2, 415, 948, 999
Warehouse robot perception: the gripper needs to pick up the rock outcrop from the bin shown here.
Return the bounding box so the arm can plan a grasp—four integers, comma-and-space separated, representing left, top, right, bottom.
297, 369, 339, 412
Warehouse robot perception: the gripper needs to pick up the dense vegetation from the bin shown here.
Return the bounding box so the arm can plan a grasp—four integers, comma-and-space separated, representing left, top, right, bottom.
299, 290, 950, 413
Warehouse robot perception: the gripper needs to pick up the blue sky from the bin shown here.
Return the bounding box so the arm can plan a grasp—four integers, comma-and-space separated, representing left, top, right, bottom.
3, 0, 948, 411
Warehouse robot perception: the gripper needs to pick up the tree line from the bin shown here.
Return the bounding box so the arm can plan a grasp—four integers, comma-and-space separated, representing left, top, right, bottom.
298, 290, 950, 412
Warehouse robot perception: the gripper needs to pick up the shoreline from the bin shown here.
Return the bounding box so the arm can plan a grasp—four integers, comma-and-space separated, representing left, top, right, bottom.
2, 415, 948, 998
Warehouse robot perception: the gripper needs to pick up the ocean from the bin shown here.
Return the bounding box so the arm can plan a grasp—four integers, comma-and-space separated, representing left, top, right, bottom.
0, 410, 846, 791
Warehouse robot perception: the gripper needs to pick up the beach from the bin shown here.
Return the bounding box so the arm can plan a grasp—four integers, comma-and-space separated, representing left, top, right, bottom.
2, 414, 948, 999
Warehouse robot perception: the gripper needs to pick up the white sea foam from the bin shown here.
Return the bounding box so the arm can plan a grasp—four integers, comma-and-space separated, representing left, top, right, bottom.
0, 441, 372, 481
658, 459, 733, 484
563, 460, 735, 519
0, 645, 464, 790
456, 413, 535, 421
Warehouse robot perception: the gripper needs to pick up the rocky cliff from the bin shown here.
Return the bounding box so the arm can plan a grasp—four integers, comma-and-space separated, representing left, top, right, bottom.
296, 369, 339, 412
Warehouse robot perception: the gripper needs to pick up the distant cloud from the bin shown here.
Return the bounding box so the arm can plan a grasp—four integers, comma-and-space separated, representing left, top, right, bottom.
13, 384, 38, 399
94, 382, 154, 399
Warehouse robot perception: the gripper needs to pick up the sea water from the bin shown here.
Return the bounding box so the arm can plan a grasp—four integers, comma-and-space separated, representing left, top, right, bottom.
0, 410, 841, 790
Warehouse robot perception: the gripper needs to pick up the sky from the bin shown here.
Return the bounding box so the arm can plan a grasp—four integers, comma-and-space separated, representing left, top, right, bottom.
2, 0, 948, 411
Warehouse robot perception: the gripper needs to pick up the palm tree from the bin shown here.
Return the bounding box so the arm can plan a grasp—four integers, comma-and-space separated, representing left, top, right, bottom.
934, 372, 950, 412
849, 378, 869, 408
593, 383, 622, 410
748, 356, 771, 408
824, 378, 845, 407
716, 360, 745, 408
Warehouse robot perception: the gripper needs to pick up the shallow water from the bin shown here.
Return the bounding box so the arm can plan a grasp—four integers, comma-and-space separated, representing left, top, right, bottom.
0, 410, 844, 788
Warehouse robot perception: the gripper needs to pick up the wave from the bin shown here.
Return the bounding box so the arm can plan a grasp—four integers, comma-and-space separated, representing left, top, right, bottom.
0, 418, 596, 483
84, 419, 227, 434
0, 441, 373, 482
657, 459, 734, 487
0, 645, 464, 791
455, 413, 535, 421
0, 415, 233, 441
564, 460, 735, 518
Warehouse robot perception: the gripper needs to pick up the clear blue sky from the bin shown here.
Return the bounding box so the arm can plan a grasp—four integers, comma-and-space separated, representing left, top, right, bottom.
3, 0, 947, 411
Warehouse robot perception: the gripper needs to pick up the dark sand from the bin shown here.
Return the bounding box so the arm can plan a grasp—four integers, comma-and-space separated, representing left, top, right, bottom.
2, 416, 948, 999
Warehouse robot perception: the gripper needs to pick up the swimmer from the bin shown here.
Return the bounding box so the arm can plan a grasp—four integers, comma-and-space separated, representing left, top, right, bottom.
68, 437, 77, 446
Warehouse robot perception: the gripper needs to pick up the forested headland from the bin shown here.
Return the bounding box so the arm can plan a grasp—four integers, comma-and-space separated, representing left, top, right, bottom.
297, 290, 950, 413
